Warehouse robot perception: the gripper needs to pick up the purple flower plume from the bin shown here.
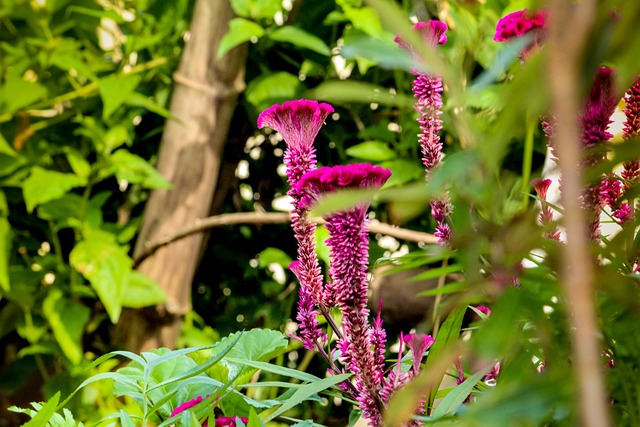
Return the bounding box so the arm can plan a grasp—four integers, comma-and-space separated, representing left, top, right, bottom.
580, 67, 618, 240
297, 163, 391, 426
403, 333, 434, 375
622, 79, 640, 185
396, 21, 452, 247
532, 178, 560, 240
258, 100, 333, 349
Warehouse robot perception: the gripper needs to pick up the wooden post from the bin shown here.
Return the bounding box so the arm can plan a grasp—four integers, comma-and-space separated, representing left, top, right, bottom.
114, 0, 247, 352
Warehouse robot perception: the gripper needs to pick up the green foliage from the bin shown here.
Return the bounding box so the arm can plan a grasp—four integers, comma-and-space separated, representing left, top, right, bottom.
0, 0, 187, 413
11, 329, 340, 426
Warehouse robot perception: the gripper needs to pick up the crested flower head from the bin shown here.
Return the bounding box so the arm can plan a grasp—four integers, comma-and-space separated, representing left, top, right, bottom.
494, 9, 548, 42
394, 20, 448, 65
296, 163, 392, 210
171, 396, 248, 427
402, 333, 435, 374
257, 99, 334, 151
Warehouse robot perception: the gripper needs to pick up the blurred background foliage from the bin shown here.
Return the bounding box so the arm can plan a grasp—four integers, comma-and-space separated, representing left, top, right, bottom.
2, 0, 640, 426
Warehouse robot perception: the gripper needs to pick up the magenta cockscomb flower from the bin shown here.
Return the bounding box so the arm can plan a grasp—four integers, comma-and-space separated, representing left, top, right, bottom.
494, 8, 548, 59
403, 333, 434, 375
494, 9, 548, 42
257, 99, 334, 187
297, 163, 391, 426
258, 100, 333, 349
171, 396, 248, 427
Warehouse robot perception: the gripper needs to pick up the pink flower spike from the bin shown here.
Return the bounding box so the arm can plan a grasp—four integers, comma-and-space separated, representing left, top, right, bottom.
476, 306, 492, 316
494, 9, 548, 42
257, 99, 334, 152
215, 417, 249, 427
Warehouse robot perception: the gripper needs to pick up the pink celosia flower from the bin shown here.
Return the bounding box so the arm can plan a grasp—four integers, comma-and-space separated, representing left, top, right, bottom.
402, 333, 434, 375
258, 100, 333, 349
531, 178, 560, 240
494, 9, 548, 60
475, 305, 492, 316
613, 202, 633, 224
171, 396, 248, 427
297, 163, 391, 426
494, 9, 548, 42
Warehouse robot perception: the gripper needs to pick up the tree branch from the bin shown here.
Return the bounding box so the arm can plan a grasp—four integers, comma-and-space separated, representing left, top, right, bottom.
132, 211, 438, 268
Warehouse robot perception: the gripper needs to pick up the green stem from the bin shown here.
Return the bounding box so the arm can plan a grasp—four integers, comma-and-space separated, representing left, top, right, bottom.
521, 114, 536, 209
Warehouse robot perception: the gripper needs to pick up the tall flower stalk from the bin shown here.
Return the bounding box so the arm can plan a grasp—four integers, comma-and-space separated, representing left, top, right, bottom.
395, 20, 451, 245
297, 164, 391, 425
257, 100, 333, 349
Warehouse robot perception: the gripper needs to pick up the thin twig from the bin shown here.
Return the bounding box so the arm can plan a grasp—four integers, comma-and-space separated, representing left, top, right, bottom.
546, 1, 611, 426
133, 211, 438, 268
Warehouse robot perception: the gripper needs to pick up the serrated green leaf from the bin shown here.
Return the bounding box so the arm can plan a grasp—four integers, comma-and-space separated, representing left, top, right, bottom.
99, 74, 142, 120
42, 289, 91, 365
120, 272, 166, 308
70, 229, 131, 323
110, 149, 172, 189
269, 26, 331, 56
23, 167, 87, 213
345, 140, 397, 161
245, 72, 302, 111
21, 392, 60, 427
216, 329, 288, 384
218, 18, 265, 59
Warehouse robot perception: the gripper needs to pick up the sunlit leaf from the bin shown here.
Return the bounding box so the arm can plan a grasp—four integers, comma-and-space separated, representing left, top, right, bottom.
42, 289, 91, 365
99, 74, 142, 120
345, 140, 397, 161
120, 272, 166, 308
23, 167, 87, 213
269, 26, 331, 56
218, 18, 265, 59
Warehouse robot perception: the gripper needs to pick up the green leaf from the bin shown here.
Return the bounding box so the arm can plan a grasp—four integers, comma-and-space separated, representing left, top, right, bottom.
230, 0, 282, 20
21, 392, 60, 427
70, 229, 132, 323
120, 272, 166, 308
306, 81, 414, 107
257, 247, 292, 268
0, 74, 48, 114
223, 358, 321, 384
247, 407, 265, 427
345, 141, 397, 161
218, 18, 265, 59
431, 365, 492, 418
64, 148, 91, 179
341, 5, 384, 37
379, 159, 423, 188
425, 305, 467, 409
99, 74, 142, 120
23, 167, 87, 213
110, 149, 172, 189
410, 264, 463, 281
269, 26, 331, 56
245, 72, 302, 111
37, 194, 84, 229
0, 191, 10, 291
42, 289, 91, 365
262, 374, 351, 422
